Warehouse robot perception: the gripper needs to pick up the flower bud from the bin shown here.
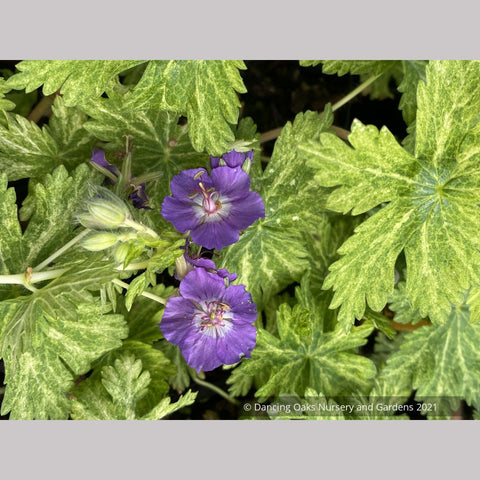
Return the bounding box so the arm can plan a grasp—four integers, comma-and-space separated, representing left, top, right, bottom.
174, 255, 194, 280
82, 232, 119, 251
114, 242, 130, 264
241, 158, 251, 174
78, 186, 131, 230
87, 199, 129, 228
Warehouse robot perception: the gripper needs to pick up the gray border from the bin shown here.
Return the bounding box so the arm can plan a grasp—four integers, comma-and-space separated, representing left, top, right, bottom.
1, 421, 477, 477
1, 0, 478, 59
1, 0, 478, 478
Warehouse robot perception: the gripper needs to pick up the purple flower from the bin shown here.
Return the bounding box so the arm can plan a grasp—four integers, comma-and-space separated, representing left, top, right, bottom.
160, 268, 257, 372
161, 167, 265, 250
91, 149, 121, 177
129, 183, 150, 210
90, 149, 152, 210
210, 149, 254, 169
174, 239, 238, 282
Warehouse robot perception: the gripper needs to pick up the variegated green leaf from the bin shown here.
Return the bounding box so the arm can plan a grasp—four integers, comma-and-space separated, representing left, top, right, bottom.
0, 301, 127, 419
299, 61, 480, 330
0, 76, 15, 111
415, 60, 480, 168
6, 60, 144, 106
81, 88, 207, 207
70, 344, 184, 420
372, 303, 480, 413
397, 60, 428, 126
387, 281, 423, 325
240, 303, 376, 402
123, 60, 247, 155
0, 101, 97, 181
311, 60, 397, 76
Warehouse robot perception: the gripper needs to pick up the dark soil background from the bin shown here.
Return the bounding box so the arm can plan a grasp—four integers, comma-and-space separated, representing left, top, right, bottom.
0, 60, 411, 420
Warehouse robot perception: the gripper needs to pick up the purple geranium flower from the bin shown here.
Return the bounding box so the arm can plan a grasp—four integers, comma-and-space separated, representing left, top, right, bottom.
90, 149, 152, 210
129, 182, 150, 210
91, 149, 120, 176
210, 149, 254, 169
175, 239, 238, 282
161, 167, 265, 250
160, 268, 257, 372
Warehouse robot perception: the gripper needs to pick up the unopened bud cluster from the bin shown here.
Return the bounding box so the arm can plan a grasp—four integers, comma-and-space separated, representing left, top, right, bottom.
78, 186, 157, 255
77, 186, 132, 230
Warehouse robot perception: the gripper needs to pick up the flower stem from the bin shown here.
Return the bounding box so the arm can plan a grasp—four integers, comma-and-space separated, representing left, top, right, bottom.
331, 73, 381, 113
34, 229, 90, 271
111, 278, 166, 305
259, 73, 382, 144
191, 374, 240, 406
115, 261, 150, 272
123, 218, 159, 239
0, 268, 67, 286
27, 90, 59, 123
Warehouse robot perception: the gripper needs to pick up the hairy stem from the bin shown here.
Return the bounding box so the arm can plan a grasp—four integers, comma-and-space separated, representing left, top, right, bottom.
259, 73, 381, 144
191, 374, 240, 406
123, 218, 159, 239
115, 261, 150, 272
111, 278, 166, 305
35, 229, 90, 271
0, 268, 68, 286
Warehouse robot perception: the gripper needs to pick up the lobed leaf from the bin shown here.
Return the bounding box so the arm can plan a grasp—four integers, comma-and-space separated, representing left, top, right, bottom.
70, 344, 188, 420
123, 60, 247, 155
81, 88, 207, 206
0, 101, 97, 181
415, 60, 480, 168
0, 77, 15, 111
6, 60, 144, 106
397, 60, 428, 127
1, 301, 127, 419
313, 60, 397, 76
372, 303, 480, 413
240, 302, 376, 402
299, 61, 480, 329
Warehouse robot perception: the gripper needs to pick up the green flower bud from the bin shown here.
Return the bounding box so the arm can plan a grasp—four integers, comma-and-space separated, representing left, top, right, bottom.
114, 242, 130, 264
174, 255, 193, 280
86, 199, 129, 228
82, 233, 119, 251
78, 186, 131, 230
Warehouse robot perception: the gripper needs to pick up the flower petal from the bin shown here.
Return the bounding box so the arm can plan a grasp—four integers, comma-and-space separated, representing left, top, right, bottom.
160, 297, 197, 345
223, 284, 258, 323
210, 150, 254, 169
179, 268, 226, 302
161, 197, 200, 232
216, 323, 257, 365
216, 268, 238, 282
210, 156, 221, 169
180, 333, 223, 372
225, 191, 265, 231
169, 168, 212, 200
210, 167, 251, 201
91, 149, 120, 176
191, 218, 240, 250
129, 183, 152, 210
